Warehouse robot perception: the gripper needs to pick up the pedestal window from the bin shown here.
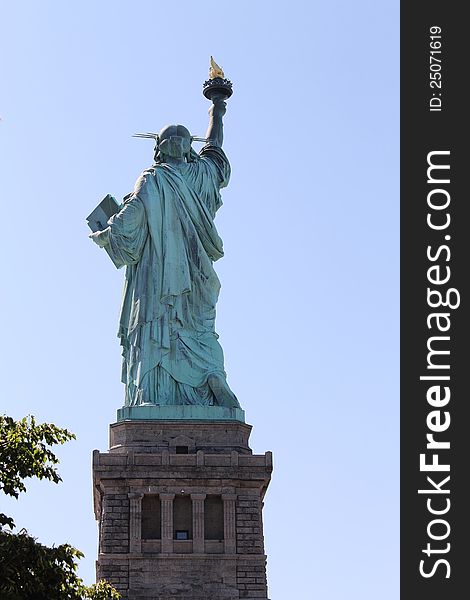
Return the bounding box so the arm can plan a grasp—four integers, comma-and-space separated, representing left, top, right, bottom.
141, 495, 161, 539
204, 495, 224, 540
173, 495, 192, 539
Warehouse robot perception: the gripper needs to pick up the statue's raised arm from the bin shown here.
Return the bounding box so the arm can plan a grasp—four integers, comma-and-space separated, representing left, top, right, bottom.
203, 56, 233, 149
205, 95, 226, 147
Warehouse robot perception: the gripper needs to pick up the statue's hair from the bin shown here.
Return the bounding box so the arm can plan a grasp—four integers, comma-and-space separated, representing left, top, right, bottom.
133, 131, 206, 164
154, 143, 200, 165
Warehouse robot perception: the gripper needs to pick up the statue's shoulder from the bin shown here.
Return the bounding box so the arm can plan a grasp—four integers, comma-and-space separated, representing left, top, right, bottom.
198, 145, 230, 188
132, 166, 158, 196
142, 165, 157, 176
199, 143, 228, 160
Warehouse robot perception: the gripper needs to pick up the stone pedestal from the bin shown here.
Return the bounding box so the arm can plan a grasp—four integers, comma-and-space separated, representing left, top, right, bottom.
93, 420, 272, 600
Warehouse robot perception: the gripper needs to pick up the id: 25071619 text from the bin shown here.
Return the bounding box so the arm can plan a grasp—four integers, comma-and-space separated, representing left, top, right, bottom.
429, 25, 443, 112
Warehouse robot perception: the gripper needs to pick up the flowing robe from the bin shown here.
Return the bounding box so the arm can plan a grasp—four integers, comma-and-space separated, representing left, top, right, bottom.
94, 145, 235, 406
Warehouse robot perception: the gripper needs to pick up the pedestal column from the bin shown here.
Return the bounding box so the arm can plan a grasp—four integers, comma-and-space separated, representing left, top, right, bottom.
222, 493, 237, 553
191, 493, 206, 553
128, 492, 143, 553
160, 493, 175, 553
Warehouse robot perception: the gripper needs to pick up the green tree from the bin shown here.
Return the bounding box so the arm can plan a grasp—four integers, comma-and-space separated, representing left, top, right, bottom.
0, 415, 120, 600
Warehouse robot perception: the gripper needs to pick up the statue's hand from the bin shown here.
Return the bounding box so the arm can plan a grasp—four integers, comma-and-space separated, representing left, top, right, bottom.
89, 229, 109, 248
209, 96, 227, 118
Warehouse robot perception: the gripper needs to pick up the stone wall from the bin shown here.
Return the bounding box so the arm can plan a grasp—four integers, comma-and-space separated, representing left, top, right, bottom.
100, 491, 130, 554
93, 420, 272, 600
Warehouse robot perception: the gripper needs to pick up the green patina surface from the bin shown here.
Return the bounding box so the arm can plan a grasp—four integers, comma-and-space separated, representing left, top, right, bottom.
117, 405, 245, 422
90, 98, 243, 422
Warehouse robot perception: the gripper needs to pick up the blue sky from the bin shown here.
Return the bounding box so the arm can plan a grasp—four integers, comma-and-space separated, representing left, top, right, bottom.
0, 1, 399, 597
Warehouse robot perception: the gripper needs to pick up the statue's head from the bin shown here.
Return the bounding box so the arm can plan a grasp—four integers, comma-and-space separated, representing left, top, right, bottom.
155, 124, 192, 162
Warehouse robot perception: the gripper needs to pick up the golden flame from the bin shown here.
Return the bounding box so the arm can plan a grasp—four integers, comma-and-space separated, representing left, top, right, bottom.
209, 56, 225, 79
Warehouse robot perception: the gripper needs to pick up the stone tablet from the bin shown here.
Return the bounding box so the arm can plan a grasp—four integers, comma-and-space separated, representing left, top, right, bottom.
86, 194, 120, 233
87, 194, 121, 268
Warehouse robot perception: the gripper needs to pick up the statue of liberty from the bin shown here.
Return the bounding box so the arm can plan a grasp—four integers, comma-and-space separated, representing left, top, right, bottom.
89, 61, 240, 412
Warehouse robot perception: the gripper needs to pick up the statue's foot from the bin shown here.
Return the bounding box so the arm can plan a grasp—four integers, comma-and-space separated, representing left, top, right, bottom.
207, 374, 241, 409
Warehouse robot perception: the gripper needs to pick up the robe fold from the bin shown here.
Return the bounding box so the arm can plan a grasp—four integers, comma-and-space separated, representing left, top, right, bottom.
94, 145, 235, 407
